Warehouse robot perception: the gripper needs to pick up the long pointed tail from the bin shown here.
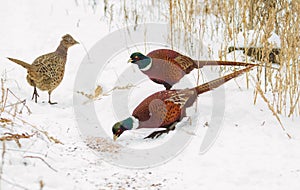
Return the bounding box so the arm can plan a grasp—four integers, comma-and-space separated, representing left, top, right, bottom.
194, 65, 255, 95
193, 60, 256, 68
7, 57, 32, 70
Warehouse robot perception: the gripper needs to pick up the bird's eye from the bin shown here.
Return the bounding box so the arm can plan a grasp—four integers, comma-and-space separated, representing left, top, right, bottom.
135, 56, 139, 59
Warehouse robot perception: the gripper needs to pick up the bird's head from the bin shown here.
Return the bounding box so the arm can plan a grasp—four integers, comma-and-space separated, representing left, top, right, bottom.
61, 34, 79, 48
128, 52, 152, 71
112, 117, 134, 141
128, 52, 148, 63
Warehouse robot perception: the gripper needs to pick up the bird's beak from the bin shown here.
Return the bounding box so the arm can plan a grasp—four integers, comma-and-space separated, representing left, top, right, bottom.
127, 58, 132, 63
74, 40, 79, 44
113, 135, 118, 141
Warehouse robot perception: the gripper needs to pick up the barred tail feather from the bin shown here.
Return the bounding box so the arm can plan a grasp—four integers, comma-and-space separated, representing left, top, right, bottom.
193, 60, 256, 68
7, 57, 32, 70
194, 65, 255, 95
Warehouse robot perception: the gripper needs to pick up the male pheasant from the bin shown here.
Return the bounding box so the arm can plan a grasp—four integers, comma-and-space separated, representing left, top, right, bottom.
128, 49, 256, 90
7, 34, 78, 104
112, 65, 255, 140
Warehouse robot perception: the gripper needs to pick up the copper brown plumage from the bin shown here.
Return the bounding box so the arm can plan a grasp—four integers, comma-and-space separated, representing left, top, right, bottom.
112, 65, 255, 140
7, 34, 78, 104
128, 49, 256, 90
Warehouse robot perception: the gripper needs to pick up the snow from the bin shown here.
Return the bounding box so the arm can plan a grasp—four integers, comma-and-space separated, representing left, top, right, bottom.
228, 30, 281, 48
1, 0, 300, 190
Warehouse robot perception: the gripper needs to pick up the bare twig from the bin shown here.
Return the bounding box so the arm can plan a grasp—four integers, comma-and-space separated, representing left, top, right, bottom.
0, 147, 45, 155
288, 89, 300, 117
6, 89, 31, 114
3, 111, 63, 145
253, 76, 291, 139
2, 86, 8, 114
1, 177, 30, 190
24, 155, 57, 172
103, 84, 135, 96
0, 141, 6, 188
1, 78, 4, 106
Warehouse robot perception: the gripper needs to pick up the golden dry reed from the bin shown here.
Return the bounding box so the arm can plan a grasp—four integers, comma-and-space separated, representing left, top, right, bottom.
103, 0, 299, 117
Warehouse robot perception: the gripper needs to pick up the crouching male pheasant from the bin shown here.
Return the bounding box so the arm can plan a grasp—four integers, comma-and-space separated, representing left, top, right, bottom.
112, 65, 255, 140
128, 49, 256, 90
7, 34, 78, 104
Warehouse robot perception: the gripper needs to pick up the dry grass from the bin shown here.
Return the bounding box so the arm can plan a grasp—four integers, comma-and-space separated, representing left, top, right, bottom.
1, 74, 63, 145
0, 77, 63, 187
77, 85, 103, 100
0, 133, 35, 148
102, 0, 299, 118
252, 76, 291, 138
168, 0, 299, 117
76, 84, 135, 104
0, 77, 62, 148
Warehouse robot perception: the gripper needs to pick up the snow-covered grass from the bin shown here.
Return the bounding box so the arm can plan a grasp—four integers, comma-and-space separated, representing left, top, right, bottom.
0, 0, 300, 190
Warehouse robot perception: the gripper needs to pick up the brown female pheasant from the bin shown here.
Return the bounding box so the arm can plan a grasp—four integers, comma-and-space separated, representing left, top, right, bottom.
128, 49, 256, 90
7, 34, 78, 104
112, 65, 255, 140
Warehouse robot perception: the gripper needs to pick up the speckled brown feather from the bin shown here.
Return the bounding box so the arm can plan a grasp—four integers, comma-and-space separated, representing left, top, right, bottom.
7, 34, 78, 104
26, 52, 67, 92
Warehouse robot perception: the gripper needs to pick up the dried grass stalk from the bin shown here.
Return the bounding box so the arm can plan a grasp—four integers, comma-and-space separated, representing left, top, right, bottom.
0, 133, 35, 148
255, 78, 291, 139
24, 155, 57, 172
77, 85, 103, 100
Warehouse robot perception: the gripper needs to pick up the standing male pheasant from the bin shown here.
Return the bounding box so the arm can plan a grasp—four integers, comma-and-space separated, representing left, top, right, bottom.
112, 65, 255, 140
7, 34, 78, 104
128, 49, 256, 90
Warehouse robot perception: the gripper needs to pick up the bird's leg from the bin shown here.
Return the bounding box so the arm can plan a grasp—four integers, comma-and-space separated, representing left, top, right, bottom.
48, 91, 57, 105
144, 122, 178, 139
163, 83, 172, 90
31, 87, 39, 103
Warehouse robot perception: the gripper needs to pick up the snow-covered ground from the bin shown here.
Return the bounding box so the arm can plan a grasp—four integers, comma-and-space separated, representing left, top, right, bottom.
1, 0, 300, 190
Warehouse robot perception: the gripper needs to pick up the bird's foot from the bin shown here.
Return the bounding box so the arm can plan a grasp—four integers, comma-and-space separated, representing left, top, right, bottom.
144, 122, 177, 139
31, 88, 39, 103
48, 100, 57, 105
144, 129, 169, 139
48, 92, 57, 105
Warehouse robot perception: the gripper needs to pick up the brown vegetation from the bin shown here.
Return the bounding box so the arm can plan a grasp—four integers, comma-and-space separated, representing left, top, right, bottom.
103, 0, 300, 117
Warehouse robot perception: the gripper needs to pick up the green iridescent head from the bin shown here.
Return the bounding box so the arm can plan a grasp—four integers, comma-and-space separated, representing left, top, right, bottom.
112, 117, 134, 141
128, 52, 152, 70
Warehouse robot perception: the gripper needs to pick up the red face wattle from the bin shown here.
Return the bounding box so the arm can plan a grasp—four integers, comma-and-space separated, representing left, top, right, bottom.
129, 52, 146, 64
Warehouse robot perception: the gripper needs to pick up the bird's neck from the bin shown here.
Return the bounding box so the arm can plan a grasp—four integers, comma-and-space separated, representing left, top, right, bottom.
55, 42, 68, 57
128, 116, 139, 130
137, 58, 152, 71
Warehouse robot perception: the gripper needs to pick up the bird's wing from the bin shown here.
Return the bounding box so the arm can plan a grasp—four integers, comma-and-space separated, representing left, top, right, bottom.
32, 53, 55, 66
173, 55, 196, 73
148, 99, 168, 127
147, 49, 196, 73
146, 98, 182, 127
147, 90, 194, 127
165, 90, 194, 109
32, 53, 64, 78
